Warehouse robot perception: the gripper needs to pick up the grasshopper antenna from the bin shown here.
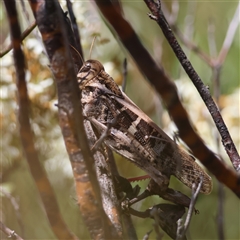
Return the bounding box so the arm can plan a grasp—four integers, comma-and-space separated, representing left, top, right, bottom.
70, 44, 84, 65
89, 36, 97, 59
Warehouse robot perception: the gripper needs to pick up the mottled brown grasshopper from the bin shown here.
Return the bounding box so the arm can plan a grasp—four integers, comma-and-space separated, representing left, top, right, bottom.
77, 59, 212, 195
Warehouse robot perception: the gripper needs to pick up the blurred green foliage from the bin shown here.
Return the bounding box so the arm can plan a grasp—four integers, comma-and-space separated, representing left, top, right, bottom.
1, 1, 239, 239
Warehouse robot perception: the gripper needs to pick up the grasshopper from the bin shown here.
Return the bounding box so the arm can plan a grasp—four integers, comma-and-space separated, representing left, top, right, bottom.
77, 59, 212, 195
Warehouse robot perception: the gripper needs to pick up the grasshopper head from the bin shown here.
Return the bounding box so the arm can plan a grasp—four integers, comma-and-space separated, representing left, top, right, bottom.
77, 60, 104, 87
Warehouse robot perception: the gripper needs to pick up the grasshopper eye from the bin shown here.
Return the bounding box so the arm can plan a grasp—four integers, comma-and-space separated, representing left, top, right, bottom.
81, 63, 91, 72
77, 60, 103, 85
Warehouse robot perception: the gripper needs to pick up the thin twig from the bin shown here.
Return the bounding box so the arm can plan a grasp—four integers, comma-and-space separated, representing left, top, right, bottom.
162, 1, 211, 65
176, 177, 203, 239
184, 180, 202, 230
20, 0, 31, 23
207, 19, 218, 58
173, 25, 212, 65
20, 0, 46, 56
211, 3, 240, 169
182, 1, 197, 56
145, 0, 240, 172
164, 0, 196, 62
0, 21, 37, 58
216, 3, 240, 66
0, 221, 24, 240
0, 188, 24, 237
168, 0, 179, 26
66, 0, 84, 58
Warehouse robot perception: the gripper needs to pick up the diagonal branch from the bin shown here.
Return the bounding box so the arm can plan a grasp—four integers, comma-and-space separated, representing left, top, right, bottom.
0, 221, 23, 240
144, 0, 240, 172
216, 3, 240, 66
4, 0, 78, 239
28, 0, 121, 238
0, 188, 24, 237
0, 20, 37, 58
176, 177, 203, 239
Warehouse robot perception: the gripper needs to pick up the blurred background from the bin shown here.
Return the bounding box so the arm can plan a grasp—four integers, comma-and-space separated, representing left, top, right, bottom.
1, 1, 239, 239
